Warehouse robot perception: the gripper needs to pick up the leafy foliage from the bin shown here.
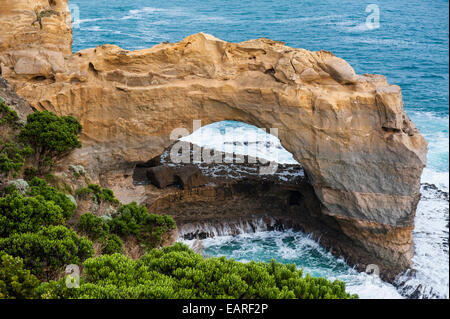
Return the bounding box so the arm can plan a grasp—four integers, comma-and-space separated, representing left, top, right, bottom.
75, 184, 119, 204
27, 177, 76, 219
0, 98, 19, 126
0, 253, 40, 299
35, 243, 357, 299
100, 234, 123, 255
0, 141, 33, 176
0, 192, 66, 237
23, 167, 38, 181
18, 111, 82, 169
78, 213, 110, 239
109, 202, 175, 247
0, 226, 94, 276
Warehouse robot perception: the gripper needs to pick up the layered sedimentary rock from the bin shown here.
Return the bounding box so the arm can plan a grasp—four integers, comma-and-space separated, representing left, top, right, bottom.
0, 0, 427, 280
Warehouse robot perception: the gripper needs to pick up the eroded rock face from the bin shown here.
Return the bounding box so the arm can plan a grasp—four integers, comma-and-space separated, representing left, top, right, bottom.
0, 0, 428, 280
0, 76, 33, 121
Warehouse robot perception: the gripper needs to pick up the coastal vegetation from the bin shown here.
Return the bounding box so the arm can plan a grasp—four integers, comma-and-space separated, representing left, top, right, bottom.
18, 110, 82, 171
35, 243, 357, 299
0, 101, 357, 299
75, 184, 119, 205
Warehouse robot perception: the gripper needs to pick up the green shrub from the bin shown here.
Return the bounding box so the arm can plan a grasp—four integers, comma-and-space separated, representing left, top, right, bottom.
0, 141, 33, 176
109, 202, 175, 248
139, 214, 176, 247
75, 184, 119, 204
19, 111, 82, 169
0, 192, 66, 237
99, 188, 117, 203
75, 187, 91, 197
108, 202, 147, 236
35, 243, 357, 299
27, 177, 76, 219
0, 226, 94, 276
0, 253, 40, 299
101, 234, 123, 255
0, 99, 19, 126
23, 167, 38, 181
78, 213, 110, 239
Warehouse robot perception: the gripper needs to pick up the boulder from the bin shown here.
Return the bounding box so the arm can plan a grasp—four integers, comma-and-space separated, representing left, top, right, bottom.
146, 166, 175, 188
174, 165, 208, 190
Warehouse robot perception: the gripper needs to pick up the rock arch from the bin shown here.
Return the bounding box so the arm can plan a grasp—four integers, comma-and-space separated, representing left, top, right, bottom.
0, 0, 427, 280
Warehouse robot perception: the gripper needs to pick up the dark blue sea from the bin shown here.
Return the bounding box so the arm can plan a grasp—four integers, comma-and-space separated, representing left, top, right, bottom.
69, 0, 449, 298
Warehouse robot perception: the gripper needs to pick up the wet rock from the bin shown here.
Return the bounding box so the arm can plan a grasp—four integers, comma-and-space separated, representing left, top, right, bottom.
146, 166, 175, 188
174, 165, 208, 190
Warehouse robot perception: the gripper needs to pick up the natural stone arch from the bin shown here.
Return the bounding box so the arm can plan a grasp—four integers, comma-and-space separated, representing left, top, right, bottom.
0, 0, 427, 280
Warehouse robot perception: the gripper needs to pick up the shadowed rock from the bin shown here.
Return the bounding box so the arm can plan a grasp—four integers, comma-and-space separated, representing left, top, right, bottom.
146, 166, 175, 189
174, 165, 208, 190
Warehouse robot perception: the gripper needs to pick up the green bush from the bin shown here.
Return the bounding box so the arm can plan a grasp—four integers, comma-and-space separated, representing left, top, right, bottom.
0, 99, 19, 126
75, 187, 91, 197
99, 188, 117, 203
78, 213, 110, 239
0, 225, 94, 276
101, 234, 123, 255
108, 202, 147, 236
23, 167, 38, 181
0, 192, 66, 237
0, 141, 33, 176
0, 253, 40, 299
27, 177, 76, 219
75, 184, 119, 204
34, 243, 357, 299
109, 202, 175, 248
19, 111, 82, 168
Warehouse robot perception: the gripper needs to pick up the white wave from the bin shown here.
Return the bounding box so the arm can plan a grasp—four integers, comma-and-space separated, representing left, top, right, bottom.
421, 168, 449, 191
120, 6, 231, 24
395, 190, 449, 299
339, 36, 418, 47
342, 23, 375, 33
79, 26, 114, 32
180, 121, 298, 164
182, 229, 403, 299
267, 14, 346, 25
77, 17, 110, 24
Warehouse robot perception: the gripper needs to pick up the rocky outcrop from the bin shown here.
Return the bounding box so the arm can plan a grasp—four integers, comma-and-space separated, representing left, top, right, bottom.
0, 0, 427, 280
0, 76, 33, 121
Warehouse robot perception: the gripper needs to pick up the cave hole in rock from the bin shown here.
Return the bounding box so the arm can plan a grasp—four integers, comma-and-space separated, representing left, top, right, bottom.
133, 121, 319, 239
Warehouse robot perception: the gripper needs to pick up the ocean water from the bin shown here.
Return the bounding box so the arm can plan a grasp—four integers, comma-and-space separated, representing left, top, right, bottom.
69, 0, 449, 298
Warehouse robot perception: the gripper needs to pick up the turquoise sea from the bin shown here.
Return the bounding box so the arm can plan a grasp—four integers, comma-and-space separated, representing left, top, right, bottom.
69, 0, 449, 298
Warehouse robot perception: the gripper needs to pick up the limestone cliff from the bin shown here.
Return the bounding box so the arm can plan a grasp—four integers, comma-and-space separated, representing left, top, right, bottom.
0, 0, 427, 280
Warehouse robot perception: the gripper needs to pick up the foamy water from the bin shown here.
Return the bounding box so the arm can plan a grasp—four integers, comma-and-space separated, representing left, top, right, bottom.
181, 121, 449, 299
181, 228, 403, 299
